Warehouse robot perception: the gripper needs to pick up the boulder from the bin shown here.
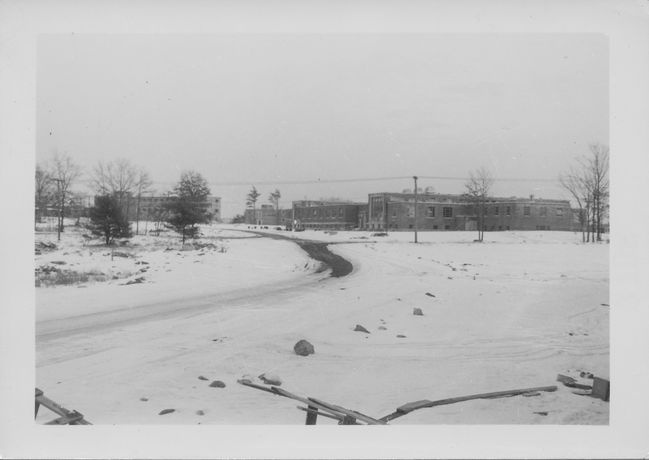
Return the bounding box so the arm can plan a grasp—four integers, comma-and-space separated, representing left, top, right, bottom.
294, 339, 315, 356
354, 324, 370, 333
413, 307, 424, 316
209, 380, 226, 388
159, 408, 175, 415
198, 376, 208, 381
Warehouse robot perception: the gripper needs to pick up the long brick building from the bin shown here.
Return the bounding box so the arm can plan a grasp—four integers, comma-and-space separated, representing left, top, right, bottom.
241, 191, 574, 232
367, 192, 572, 231
292, 200, 366, 230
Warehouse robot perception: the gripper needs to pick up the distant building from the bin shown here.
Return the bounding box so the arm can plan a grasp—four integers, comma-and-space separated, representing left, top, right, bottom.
367, 192, 573, 232
237, 192, 574, 232
245, 204, 279, 225
292, 200, 365, 230
130, 194, 221, 222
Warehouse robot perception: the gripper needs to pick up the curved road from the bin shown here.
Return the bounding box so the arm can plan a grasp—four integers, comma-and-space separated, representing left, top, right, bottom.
36, 232, 353, 342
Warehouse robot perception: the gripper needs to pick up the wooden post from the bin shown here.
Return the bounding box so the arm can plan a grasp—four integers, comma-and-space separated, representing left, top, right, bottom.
305, 405, 318, 425
413, 176, 418, 243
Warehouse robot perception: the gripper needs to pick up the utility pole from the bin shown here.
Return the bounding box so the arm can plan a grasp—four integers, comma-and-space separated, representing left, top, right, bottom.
413, 176, 418, 243
52, 178, 64, 241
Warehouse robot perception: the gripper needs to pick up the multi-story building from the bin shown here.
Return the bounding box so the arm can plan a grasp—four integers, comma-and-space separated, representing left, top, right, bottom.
292, 200, 365, 230
245, 204, 280, 225
135, 194, 221, 222
366, 192, 573, 232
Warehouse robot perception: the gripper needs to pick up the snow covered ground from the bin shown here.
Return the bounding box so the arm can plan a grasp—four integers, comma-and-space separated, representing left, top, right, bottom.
35, 224, 609, 425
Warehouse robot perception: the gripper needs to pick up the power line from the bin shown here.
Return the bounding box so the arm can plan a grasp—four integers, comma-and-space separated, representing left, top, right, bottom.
151, 175, 559, 187
418, 175, 558, 183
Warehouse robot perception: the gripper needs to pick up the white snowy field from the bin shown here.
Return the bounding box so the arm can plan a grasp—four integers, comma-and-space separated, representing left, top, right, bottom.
35, 224, 609, 425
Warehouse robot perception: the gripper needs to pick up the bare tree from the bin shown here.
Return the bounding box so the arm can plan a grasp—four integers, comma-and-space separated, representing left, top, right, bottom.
559, 169, 590, 242
587, 143, 609, 241
268, 188, 281, 225
50, 153, 82, 235
246, 186, 260, 225
35, 163, 53, 223
134, 168, 153, 235
560, 143, 609, 243
464, 166, 494, 242
91, 159, 138, 214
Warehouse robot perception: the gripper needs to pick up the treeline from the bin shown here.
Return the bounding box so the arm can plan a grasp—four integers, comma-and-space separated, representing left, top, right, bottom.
35, 154, 214, 245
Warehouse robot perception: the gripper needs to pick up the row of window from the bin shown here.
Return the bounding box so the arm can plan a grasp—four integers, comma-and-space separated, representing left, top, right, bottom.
392, 206, 455, 218
388, 205, 565, 218
297, 208, 346, 218
523, 206, 563, 217
140, 206, 219, 214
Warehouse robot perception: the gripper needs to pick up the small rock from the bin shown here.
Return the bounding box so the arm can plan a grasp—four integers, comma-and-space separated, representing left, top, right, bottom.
425, 292, 435, 297
209, 380, 226, 388
294, 339, 315, 356
196, 410, 205, 416
533, 411, 548, 416
413, 307, 423, 316
397, 334, 407, 338
198, 376, 208, 381
140, 397, 148, 402
159, 409, 175, 415
378, 326, 387, 330
258, 373, 282, 386
568, 332, 575, 336
354, 324, 370, 333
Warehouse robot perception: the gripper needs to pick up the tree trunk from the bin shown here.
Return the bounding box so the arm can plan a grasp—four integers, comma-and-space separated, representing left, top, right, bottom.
135, 194, 141, 235
60, 200, 65, 233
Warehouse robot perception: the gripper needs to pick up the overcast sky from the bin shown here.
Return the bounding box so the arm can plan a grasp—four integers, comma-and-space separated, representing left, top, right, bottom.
37, 34, 608, 218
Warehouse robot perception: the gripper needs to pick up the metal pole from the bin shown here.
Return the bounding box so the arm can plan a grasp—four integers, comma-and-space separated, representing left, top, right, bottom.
52, 178, 63, 241
413, 176, 418, 243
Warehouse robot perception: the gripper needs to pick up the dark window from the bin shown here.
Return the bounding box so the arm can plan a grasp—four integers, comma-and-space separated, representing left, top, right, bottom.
524, 206, 531, 216
498, 225, 502, 230
443, 207, 453, 218
444, 225, 450, 230
506, 206, 511, 216
427, 206, 435, 217
556, 208, 564, 216
433, 225, 438, 230
494, 206, 499, 215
